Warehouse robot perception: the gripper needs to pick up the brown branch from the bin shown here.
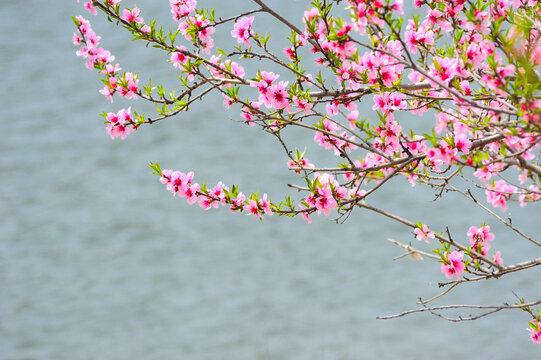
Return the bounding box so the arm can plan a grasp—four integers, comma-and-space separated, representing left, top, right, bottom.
309, 82, 431, 98
457, 186, 541, 247
386, 238, 440, 260
358, 202, 505, 270
503, 157, 541, 177
376, 300, 541, 320
309, 133, 504, 174
252, 0, 308, 41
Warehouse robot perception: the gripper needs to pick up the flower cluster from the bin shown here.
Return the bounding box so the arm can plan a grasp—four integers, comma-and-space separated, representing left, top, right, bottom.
178, 15, 215, 54
158, 167, 273, 219
467, 225, 494, 253
250, 71, 290, 112
314, 118, 357, 156
467, 225, 502, 265
299, 172, 368, 223
170, 0, 214, 54
104, 107, 135, 139
485, 180, 518, 212
75, 0, 541, 346
287, 157, 315, 174
170, 0, 197, 21
74, 15, 142, 105
73, 16, 109, 70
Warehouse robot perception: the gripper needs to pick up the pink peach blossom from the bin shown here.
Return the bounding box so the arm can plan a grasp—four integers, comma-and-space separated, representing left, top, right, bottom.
441, 251, 465, 279
231, 16, 254, 46
414, 224, 435, 243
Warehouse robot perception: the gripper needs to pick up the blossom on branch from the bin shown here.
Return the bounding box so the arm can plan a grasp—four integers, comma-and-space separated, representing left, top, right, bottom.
75, 0, 541, 346
231, 16, 254, 47
441, 251, 465, 279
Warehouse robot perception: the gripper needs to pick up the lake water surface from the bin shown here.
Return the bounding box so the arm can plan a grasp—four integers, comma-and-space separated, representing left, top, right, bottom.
1, 1, 540, 359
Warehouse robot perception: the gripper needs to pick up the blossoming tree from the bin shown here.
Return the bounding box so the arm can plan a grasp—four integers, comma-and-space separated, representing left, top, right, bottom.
74, 0, 541, 344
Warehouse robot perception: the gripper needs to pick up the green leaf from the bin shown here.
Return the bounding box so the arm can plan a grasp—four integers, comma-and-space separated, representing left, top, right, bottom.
149, 162, 162, 175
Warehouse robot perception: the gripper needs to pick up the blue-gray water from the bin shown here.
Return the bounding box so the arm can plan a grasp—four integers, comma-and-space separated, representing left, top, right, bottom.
1, 1, 540, 359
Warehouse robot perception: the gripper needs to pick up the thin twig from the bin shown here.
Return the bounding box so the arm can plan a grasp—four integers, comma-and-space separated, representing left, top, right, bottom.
376, 300, 541, 320
386, 238, 440, 260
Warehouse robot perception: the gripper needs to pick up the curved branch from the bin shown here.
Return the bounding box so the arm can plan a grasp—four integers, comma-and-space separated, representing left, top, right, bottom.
376, 300, 541, 321
251, 0, 307, 40
358, 202, 505, 270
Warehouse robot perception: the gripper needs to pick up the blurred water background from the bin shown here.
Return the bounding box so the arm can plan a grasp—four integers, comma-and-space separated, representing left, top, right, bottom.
1, 1, 540, 359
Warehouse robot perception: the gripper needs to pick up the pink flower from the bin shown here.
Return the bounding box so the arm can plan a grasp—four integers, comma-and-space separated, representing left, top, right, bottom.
334, 132, 357, 156
347, 110, 358, 129
485, 180, 517, 211
83, 1, 98, 16
326, 101, 339, 116
99, 85, 114, 102
299, 204, 312, 224
438, 139, 458, 164
100, 63, 121, 76
267, 81, 290, 111
314, 119, 340, 151
243, 199, 262, 218
160, 169, 173, 185
405, 20, 434, 54
222, 94, 234, 108
117, 72, 138, 99
184, 183, 200, 205
332, 40, 356, 59
140, 24, 151, 34
467, 225, 495, 246
408, 70, 423, 83
231, 16, 254, 46
198, 195, 218, 210
392, 0, 403, 14
314, 184, 337, 216
250, 71, 279, 104
95, 48, 114, 64
292, 96, 313, 114
454, 134, 472, 154
372, 92, 406, 114
105, 107, 134, 139
179, 15, 215, 54
171, 46, 188, 67
428, 56, 457, 86
105, 0, 121, 6
519, 185, 541, 207
209, 182, 227, 206
527, 320, 541, 344
414, 224, 435, 243
425, 147, 443, 172
493, 251, 504, 265
167, 171, 190, 195
121, 8, 143, 23
230, 192, 246, 213
303, 7, 320, 24
170, 0, 197, 20
441, 251, 465, 279
259, 194, 273, 216
464, 10, 491, 35
284, 47, 296, 61
220, 59, 245, 78
468, 225, 495, 254
287, 158, 315, 174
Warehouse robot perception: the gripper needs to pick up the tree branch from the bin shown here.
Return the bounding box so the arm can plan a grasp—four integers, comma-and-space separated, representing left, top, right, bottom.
376, 300, 541, 321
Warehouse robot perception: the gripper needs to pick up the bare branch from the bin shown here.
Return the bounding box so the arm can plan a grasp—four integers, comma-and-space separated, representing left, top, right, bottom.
386, 238, 440, 260
376, 300, 541, 320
